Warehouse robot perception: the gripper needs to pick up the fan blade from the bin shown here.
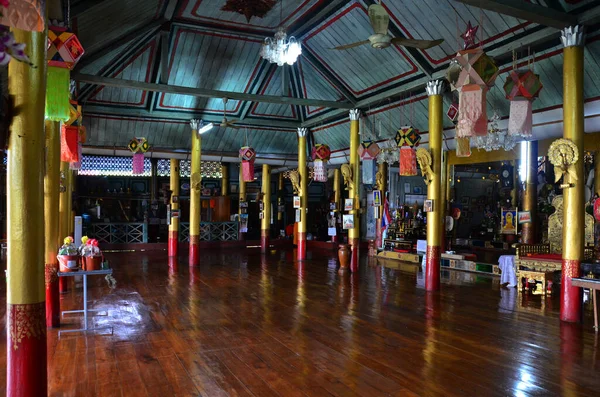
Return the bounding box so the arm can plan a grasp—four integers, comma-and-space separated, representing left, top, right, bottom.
331, 40, 370, 50
368, 4, 390, 35
390, 37, 444, 49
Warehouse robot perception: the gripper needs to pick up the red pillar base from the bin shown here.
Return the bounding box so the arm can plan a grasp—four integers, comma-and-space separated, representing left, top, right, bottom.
45, 264, 60, 328
7, 302, 47, 397
375, 222, 383, 249
189, 235, 200, 267
560, 258, 582, 323
261, 233, 270, 254
349, 238, 359, 273
297, 232, 306, 261
59, 276, 68, 293
425, 245, 441, 291
168, 231, 178, 257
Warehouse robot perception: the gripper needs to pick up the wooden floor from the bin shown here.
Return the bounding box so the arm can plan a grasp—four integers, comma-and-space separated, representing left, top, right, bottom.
1, 249, 600, 396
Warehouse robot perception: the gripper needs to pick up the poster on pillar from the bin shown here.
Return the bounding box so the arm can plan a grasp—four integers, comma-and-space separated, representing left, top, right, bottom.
501, 209, 518, 234
343, 215, 354, 229
366, 191, 376, 239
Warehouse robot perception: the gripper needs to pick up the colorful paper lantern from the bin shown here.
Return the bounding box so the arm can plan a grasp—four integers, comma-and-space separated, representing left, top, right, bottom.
239, 146, 256, 182
453, 47, 498, 137
45, 27, 85, 121
504, 69, 543, 137
0, 0, 45, 32
128, 137, 149, 175
358, 141, 380, 185
312, 144, 331, 183
395, 126, 420, 176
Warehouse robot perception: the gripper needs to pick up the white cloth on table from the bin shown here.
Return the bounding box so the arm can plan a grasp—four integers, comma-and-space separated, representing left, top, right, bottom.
498, 255, 517, 287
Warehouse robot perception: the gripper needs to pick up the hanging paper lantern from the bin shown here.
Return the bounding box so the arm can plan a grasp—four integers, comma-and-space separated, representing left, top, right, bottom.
447, 102, 459, 123
312, 144, 331, 183
60, 125, 79, 163
503, 69, 543, 137
358, 141, 380, 185
239, 146, 256, 182
46, 27, 85, 121
456, 137, 471, 158
395, 126, 420, 176
128, 137, 149, 175
453, 47, 498, 137
0, 0, 45, 32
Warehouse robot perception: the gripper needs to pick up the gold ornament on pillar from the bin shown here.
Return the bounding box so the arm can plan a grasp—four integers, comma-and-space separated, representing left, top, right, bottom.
375, 170, 385, 192
341, 163, 354, 191
416, 148, 433, 185
289, 170, 301, 195
548, 138, 579, 187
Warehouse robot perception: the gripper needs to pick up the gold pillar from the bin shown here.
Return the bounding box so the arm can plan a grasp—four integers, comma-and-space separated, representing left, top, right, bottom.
7, 24, 48, 396
375, 162, 387, 248
277, 172, 284, 225
333, 168, 341, 212
425, 80, 444, 291
59, 162, 69, 242
522, 141, 538, 244
261, 164, 272, 253
168, 158, 180, 256
349, 109, 360, 271
66, 169, 74, 236
189, 120, 201, 266
297, 128, 308, 260
221, 164, 229, 196
595, 151, 600, 196
44, 121, 61, 327
511, 160, 518, 208
560, 25, 585, 323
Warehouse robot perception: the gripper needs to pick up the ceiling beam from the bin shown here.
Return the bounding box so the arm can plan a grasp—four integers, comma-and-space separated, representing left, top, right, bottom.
82, 105, 300, 129
163, 0, 179, 20
75, 19, 164, 72
453, 0, 578, 30
71, 0, 111, 17
73, 73, 355, 109
300, 50, 357, 105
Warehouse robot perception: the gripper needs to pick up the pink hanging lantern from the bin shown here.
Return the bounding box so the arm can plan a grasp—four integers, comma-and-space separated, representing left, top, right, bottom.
312, 144, 331, 183
395, 126, 420, 176
128, 137, 149, 175
239, 146, 256, 182
132, 152, 145, 174
358, 141, 380, 185
504, 69, 543, 137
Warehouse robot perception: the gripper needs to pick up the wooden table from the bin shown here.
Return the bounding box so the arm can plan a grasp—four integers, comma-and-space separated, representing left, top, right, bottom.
572, 277, 600, 332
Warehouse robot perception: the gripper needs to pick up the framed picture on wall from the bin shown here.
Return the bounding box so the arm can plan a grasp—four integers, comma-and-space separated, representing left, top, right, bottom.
404, 182, 411, 193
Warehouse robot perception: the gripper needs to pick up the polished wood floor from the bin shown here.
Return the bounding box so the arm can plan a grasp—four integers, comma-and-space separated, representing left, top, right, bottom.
1, 249, 600, 396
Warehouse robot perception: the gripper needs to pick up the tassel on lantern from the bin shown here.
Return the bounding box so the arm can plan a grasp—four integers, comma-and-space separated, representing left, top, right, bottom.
61, 125, 79, 163
46, 66, 71, 121
132, 152, 145, 174
508, 98, 533, 137
239, 146, 256, 182
129, 137, 149, 175
312, 144, 331, 183
358, 141, 380, 185
456, 137, 471, 157
0, 0, 45, 32
70, 142, 82, 170
395, 126, 420, 176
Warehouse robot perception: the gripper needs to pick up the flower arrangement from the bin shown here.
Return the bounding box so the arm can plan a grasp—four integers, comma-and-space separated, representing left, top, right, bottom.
81, 238, 101, 257
58, 236, 78, 255
78, 235, 89, 255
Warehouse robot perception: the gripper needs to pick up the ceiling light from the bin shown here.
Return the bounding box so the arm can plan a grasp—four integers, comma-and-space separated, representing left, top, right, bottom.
259, 1, 301, 66
198, 122, 214, 134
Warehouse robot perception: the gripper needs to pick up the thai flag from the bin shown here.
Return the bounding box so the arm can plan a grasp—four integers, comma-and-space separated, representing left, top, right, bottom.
381, 196, 392, 232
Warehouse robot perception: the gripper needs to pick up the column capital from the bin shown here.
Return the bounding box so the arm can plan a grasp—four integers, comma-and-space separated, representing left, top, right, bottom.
426, 80, 445, 96
349, 109, 360, 121
561, 25, 585, 48
297, 127, 308, 138
190, 119, 201, 130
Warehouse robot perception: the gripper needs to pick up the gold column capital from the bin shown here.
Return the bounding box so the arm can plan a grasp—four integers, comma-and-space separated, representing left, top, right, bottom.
426, 80, 445, 96
349, 109, 360, 121
190, 119, 201, 130
561, 25, 585, 48
297, 127, 308, 138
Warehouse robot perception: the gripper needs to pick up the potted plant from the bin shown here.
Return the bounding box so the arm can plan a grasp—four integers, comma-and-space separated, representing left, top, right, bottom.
81, 239, 103, 271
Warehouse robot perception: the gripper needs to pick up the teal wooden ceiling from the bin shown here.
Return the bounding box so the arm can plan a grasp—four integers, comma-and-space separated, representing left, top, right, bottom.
72, 0, 600, 156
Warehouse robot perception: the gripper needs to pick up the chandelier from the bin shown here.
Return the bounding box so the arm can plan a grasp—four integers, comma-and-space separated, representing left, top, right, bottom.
471, 112, 518, 152
259, 0, 301, 66
260, 28, 302, 66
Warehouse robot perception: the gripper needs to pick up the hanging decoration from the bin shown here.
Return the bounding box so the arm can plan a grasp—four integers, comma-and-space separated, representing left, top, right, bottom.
128, 137, 149, 175
221, 0, 277, 22
416, 148, 434, 185
472, 112, 518, 152
46, 26, 85, 121
548, 138, 579, 186
358, 141, 380, 185
65, 100, 85, 170
239, 146, 256, 182
312, 144, 331, 183
503, 66, 543, 137
395, 126, 421, 176
259, 0, 301, 66
60, 124, 79, 163
456, 137, 471, 158
452, 22, 498, 138
0, 0, 44, 32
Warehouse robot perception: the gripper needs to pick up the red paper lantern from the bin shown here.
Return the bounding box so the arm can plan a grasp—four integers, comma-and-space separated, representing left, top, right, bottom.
239, 146, 256, 182
312, 144, 330, 183
60, 125, 79, 163
399, 147, 417, 176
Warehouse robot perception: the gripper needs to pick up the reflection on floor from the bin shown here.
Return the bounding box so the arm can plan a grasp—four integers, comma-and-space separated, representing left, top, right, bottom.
0, 249, 598, 396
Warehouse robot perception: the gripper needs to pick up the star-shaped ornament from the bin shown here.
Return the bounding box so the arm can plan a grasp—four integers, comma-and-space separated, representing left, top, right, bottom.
461, 21, 479, 50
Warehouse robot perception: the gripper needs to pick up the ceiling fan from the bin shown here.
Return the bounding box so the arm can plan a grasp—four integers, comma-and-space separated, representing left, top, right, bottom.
332, 4, 444, 51
219, 97, 240, 129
